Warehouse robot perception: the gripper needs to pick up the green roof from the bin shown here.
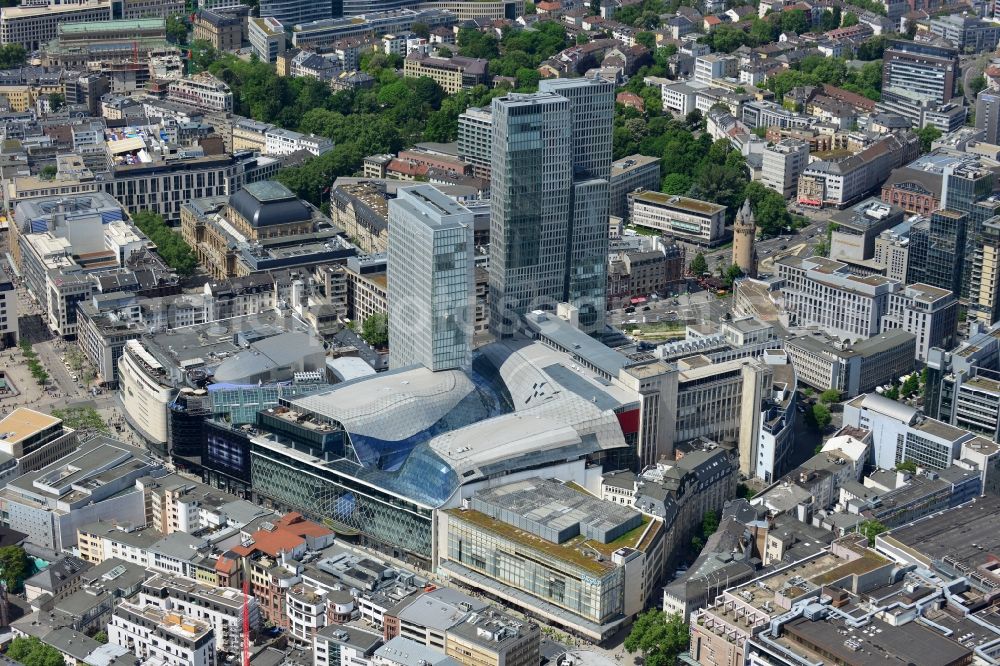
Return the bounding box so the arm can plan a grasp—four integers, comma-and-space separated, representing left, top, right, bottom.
59, 18, 165, 35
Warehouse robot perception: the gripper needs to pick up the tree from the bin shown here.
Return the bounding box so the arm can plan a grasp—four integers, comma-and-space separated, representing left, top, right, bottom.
969, 74, 987, 98
165, 14, 188, 45
47, 93, 65, 111
819, 389, 841, 404
701, 509, 719, 538
0, 546, 29, 591
576, 33, 589, 45
724, 263, 743, 286
7, 636, 67, 666
624, 610, 689, 666
131, 211, 198, 275
917, 124, 941, 152
841, 11, 859, 27
437, 45, 453, 57
361, 313, 388, 347
896, 460, 917, 473
812, 402, 832, 430
744, 182, 791, 237
858, 520, 887, 546
51, 407, 109, 433
901, 373, 920, 397
590, 0, 600, 15
636, 31, 656, 49
524, 0, 536, 13
93, 631, 108, 644
662, 172, 691, 195
39, 165, 56, 180
689, 252, 708, 276
411, 21, 430, 38
0, 43, 26, 69
781, 9, 810, 34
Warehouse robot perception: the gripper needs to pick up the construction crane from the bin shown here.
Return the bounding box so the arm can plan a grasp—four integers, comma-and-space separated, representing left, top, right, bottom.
243, 577, 251, 666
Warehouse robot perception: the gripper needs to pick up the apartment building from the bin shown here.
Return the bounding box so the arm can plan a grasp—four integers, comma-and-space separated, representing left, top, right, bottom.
265, 128, 334, 156
628, 191, 726, 245
797, 132, 921, 208
693, 53, 736, 84
138, 574, 262, 654
110, 601, 216, 666
232, 118, 274, 153
167, 73, 233, 112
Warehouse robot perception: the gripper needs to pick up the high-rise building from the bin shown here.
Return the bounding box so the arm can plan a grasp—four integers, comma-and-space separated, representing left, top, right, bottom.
457, 106, 492, 179
731, 198, 757, 277
388, 185, 474, 372
489, 78, 614, 337
969, 216, 1000, 326
976, 90, 1000, 145
488, 91, 572, 337
881, 40, 959, 107
539, 76, 614, 335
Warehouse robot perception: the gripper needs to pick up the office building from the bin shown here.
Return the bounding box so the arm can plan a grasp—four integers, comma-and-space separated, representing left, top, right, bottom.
693, 53, 737, 85
976, 89, 1000, 145
785, 329, 916, 398
609, 154, 660, 219
777, 256, 957, 361
387, 185, 474, 371
488, 91, 572, 336
882, 282, 958, 362
540, 76, 615, 334
929, 14, 1000, 52
0, 272, 15, 348
438, 478, 665, 642
0, 407, 78, 486
0, 437, 161, 551
290, 9, 455, 50
192, 8, 244, 51
0, 0, 111, 50
628, 191, 726, 244
828, 199, 905, 263
456, 106, 491, 179
761, 139, 809, 199
881, 40, 959, 108
383, 587, 540, 666
873, 217, 924, 283
403, 53, 489, 93
843, 393, 976, 470
259, 0, 332, 31
249, 16, 286, 63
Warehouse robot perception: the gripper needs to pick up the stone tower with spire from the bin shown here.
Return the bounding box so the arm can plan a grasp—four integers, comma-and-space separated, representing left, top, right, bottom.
732, 198, 757, 278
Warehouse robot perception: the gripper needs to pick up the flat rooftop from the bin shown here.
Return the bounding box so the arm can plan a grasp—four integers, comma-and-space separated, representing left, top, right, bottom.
778, 614, 971, 666
0, 408, 61, 447
630, 191, 726, 215
882, 496, 1000, 572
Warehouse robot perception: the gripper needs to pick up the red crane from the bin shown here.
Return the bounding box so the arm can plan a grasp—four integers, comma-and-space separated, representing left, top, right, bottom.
243, 577, 251, 666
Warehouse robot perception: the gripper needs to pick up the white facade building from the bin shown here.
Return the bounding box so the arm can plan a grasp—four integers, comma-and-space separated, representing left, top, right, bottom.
110, 601, 216, 666
761, 139, 809, 199
265, 128, 334, 157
